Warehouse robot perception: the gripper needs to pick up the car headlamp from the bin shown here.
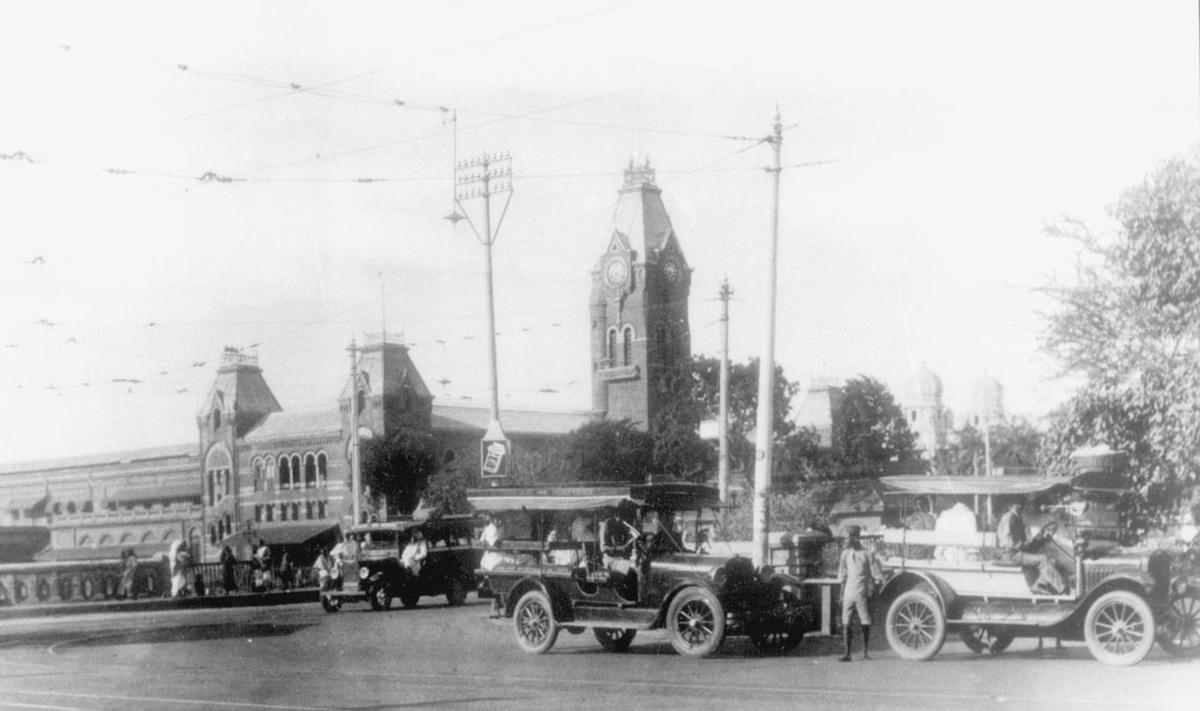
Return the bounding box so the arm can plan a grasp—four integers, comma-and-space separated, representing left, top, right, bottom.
1173, 577, 1189, 596
358, 566, 369, 580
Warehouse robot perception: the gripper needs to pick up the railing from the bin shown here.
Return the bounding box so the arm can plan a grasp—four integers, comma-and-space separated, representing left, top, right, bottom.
189, 561, 317, 594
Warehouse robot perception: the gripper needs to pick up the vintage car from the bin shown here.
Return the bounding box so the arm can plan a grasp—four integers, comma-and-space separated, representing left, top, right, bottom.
325, 515, 480, 612
874, 471, 1200, 666
468, 482, 820, 658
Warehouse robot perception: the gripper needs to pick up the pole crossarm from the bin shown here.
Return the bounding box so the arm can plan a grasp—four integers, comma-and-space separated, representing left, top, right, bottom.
454, 152, 513, 246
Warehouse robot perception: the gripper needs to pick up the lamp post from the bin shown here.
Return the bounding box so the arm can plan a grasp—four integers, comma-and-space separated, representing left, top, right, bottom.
348, 337, 363, 525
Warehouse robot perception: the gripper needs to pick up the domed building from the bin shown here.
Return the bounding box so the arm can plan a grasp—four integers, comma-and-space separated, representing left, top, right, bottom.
961, 374, 1005, 429
901, 365, 951, 459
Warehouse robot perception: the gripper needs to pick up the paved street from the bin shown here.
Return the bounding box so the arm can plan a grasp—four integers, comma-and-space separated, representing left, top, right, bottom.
0, 597, 1196, 710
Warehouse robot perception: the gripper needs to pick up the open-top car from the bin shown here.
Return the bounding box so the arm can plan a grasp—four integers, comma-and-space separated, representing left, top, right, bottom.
326, 515, 480, 611
874, 470, 1200, 666
468, 482, 821, 658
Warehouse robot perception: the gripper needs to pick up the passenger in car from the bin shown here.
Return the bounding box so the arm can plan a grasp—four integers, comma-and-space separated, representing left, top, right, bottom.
400, 530, 429, 577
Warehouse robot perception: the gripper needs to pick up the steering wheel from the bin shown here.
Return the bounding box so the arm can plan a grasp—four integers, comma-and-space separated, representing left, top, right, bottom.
1029, 521, 1058, 547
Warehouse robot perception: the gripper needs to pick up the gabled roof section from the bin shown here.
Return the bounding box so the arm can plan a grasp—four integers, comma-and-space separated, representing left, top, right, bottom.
201, 350, 282, 437
340, 338, 432, 401
611, 158, 677, 264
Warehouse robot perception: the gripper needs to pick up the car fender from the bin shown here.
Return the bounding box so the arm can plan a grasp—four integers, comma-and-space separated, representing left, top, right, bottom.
503, 576, 572, 621
877, 570, 956, 617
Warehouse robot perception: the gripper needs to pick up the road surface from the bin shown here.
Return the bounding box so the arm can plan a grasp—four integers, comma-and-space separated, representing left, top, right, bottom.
0, 597, 1196, 710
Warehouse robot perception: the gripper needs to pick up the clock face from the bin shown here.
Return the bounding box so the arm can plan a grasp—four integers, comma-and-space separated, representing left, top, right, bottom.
604, 258, 628, 286
662, 258, 681, 283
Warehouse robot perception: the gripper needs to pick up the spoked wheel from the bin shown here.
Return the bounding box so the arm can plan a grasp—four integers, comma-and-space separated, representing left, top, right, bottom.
960, 626, 1014, 655
371, 586, 392, 611
513, 590, 558, 654
593, 627, 637, 652
1158, 593, 1200, 657
666, 587, 725, 657
748, 588, 807, 655
1084, 590, 1155, 666
886, 589, 946, 661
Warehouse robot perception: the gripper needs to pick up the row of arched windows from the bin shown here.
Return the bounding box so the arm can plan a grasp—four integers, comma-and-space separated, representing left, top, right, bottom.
606, 325, 635, 366
252, 499, 328, 525
251, 452, 328, 492
78, 527, 195, 548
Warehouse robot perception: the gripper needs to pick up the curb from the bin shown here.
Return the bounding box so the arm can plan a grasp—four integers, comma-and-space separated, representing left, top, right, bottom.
0, 589, 318, 621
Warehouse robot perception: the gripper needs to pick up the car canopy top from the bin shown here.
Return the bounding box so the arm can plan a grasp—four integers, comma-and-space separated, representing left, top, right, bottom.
878, 475, 1072, 498
467, 482, 720, 513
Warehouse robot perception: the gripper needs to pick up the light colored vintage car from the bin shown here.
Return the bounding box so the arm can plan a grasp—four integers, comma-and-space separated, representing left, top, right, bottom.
874, 472, 1199, 666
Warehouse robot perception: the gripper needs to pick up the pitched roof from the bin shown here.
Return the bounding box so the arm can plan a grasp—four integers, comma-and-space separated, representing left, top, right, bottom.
245, 406, 342, 442
0, 443, 196, 477
431, 403, 593, 436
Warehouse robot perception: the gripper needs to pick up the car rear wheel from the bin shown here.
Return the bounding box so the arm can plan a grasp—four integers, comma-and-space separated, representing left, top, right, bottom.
513, 590, 558, 654
446, 578, 469, 607
960, 626, 1014, 655
593, 627, 636, 652
1158, 593, 1200, 657
886, 589, 946, 661
372, 585, 393, 611
666, 587, 725, 658
748, 588, 807, 655
1084, 590, 1155, 666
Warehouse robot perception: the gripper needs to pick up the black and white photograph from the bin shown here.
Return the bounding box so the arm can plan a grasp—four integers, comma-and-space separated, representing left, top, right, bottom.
1, 1, 1199, 709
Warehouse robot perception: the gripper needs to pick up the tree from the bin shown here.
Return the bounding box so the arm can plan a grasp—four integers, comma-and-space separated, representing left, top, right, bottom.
939, 421, 1043, 477
690, 355, 803, 482
830, 375, 920, 478
420, 471, 472, 517
359, 426, 441, 517
1041, 152, 1200, 530
558, 419, 654, 483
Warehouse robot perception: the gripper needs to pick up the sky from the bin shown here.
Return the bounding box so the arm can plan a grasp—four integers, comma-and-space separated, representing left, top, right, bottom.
1, 0, 1197, 464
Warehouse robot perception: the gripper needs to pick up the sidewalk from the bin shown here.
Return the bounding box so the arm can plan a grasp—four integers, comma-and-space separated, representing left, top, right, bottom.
0, 588, 318, 621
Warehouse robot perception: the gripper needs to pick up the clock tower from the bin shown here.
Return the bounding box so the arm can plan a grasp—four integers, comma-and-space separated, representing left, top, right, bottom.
590, 158, 691, 432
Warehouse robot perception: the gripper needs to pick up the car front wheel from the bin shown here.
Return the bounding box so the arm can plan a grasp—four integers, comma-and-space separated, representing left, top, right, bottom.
1085, 590, 1155, 665
593, 627, 636, 652
885, 589, 946, 661
1158, 592, 1200, 657
513, 590, 558, 654
666, 587, 725, 657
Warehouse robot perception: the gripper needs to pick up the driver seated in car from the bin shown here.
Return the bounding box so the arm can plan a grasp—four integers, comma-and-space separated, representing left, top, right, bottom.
997, 500, 1067, 595
600, 509, 640, 575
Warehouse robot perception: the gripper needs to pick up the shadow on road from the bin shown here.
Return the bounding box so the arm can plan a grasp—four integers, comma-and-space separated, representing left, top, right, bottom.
1, 621, 314, 650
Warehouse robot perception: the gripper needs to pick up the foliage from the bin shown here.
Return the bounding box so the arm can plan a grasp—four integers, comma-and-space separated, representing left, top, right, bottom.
558, 419, 654, 483
829, 375, 921, 478
420, 471, 472, 517
716, 490, 820, 541
650, 395, 716, 483
938, 421, 1043, 476
359, 426, 441, 517
1041, 152, 1200, 531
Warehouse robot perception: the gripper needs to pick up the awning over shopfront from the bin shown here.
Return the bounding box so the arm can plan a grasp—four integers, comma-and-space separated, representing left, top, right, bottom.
4, 492, 49, 514
221, 523, 339, 548
107, 481, 202, 504
879, 475, 1070, 497
467, 483, 721, 512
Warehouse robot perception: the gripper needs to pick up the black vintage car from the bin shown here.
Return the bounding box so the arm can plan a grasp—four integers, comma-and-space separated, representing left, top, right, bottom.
468, 483, 820, 657
332, 516, 480, 611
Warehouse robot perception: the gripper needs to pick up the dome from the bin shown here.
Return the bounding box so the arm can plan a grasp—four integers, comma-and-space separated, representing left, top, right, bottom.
908, 366, 943, 400
970, 375, 1004, 415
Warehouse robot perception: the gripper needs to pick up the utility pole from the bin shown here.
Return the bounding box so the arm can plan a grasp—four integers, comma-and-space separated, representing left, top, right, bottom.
718, 279, 733, 505
453, 151, 514, 479
348, 337, 362, 525
752, 108, 783, 569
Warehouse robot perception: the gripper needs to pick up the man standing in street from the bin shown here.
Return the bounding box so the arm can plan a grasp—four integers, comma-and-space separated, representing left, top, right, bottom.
836, 525, 882, 661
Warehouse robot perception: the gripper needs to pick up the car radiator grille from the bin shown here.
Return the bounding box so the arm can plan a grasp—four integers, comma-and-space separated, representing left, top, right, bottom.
1084, 565, 1115, 591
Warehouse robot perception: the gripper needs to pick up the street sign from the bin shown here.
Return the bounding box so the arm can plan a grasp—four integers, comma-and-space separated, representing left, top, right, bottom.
480, 438, 511, 479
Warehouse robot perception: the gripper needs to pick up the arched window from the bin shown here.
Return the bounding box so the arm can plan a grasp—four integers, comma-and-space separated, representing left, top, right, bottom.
622, 326, 634, 365
255, 505, 263, 523
209, 526, 217, 545
140, 531, 155, 543
212, 408, 221, 430
253, 458, 264, 492
304, 453, 317, 488
265, 504, 274, 523
98, 534, 112, 546
78, 534, 92, 547
306, 501, 314, 520
119, 532, 134, 544
318, 501, 327, 519
224, 514, 232, 535
66, 501, 76, 514
217, 519, 225, 539
291, 455, 301, 489
278, 457, 291, 490
606, 328, 618, 363
162, 529, 175, 542
264, 457, 276, 492
316, 452, 327, 485
291, 503, 300, 521
280, 504, 288, 522
205, 445, 232, 505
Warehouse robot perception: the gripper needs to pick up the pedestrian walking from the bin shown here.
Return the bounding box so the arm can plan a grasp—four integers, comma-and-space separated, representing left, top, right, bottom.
220, 545, 238, 595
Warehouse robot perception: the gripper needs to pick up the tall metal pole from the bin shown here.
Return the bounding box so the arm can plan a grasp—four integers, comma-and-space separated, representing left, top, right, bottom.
348, 338, 362, 525
752, 108, 783, 569
718, 279, 733, 505
454, 153, 514, 471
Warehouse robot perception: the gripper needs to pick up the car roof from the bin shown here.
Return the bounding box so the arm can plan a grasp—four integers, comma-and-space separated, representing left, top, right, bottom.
348, 514, 476, 534
466, 482, 721, 512
878, 475, 1072, 497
